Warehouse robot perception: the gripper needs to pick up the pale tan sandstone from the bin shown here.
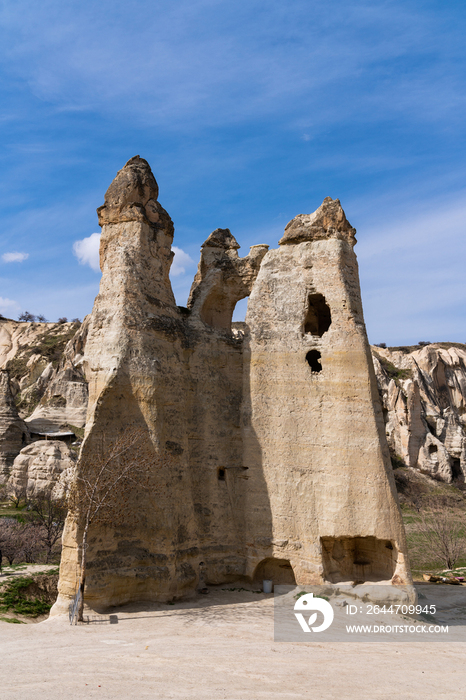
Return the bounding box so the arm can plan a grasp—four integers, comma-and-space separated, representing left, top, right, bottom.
52, 159, 411, 615
7, 440, 76, 499
26, 318, 89, 432
0, 318, 88, 429
0, 370, 29, 483
242, 197, 410, 587
187, 228, 268, 330
373, 344, 466, 483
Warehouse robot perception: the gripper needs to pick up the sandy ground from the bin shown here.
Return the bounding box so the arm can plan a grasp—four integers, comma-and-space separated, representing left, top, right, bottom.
0, 563, 58, 578
1, 583, 466, 700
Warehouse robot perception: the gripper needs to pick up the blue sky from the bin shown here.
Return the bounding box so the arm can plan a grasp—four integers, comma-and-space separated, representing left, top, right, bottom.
0, 0, 465, 344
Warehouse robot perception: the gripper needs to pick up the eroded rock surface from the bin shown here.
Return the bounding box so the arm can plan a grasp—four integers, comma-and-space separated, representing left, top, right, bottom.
0, 318, 88, 431
243, 199, 409, 589
372, 344, 466, 483
279, 197, 356, 245
26, 318, 89, 432
187, 228, 268, 330
7, 440, 76, 499
52, 158, 411, 615
0, 370, 29, 483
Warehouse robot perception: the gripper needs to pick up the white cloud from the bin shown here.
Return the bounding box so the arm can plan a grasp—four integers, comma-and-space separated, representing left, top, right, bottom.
2, 251, 29, 263
171, 246, 195, 277
0, 297, 20, 315
355, 195, 466, 345
73, 232, 101, 272
72, 237, 194, 278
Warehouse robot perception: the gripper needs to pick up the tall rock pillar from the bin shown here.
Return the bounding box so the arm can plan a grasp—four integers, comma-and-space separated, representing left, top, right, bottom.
53, 157, 198, 613
0, 369, 29, 483
242, 198, 412, 586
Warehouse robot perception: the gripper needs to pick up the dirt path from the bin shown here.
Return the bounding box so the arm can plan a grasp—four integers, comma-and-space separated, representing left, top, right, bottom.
1, 586, 465, 699
0, 563, 58, 580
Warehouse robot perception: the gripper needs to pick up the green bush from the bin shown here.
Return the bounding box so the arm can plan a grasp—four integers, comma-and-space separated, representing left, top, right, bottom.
0, 574, 58, 617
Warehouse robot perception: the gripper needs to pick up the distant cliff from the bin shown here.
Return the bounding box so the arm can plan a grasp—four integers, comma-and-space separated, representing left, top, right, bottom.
1, 319, 465, 488
0, 317, 88, 433
372, 343, 466, 484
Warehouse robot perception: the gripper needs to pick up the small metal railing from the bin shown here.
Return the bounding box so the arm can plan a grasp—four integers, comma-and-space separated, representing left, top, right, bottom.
68, 587, 81, 625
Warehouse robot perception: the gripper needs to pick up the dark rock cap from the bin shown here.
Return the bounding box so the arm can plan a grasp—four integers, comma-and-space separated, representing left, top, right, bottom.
279, 197, 356, 246
201, 228, 240, 250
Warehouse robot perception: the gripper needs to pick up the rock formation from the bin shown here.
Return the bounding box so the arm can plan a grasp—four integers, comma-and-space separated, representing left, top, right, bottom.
0, 317, 88, 431
4, 314, 464, 493
7, 440, 76, 500
52, 157, 411, 614
0, 370, 29, 483
4, 312, 464, 492
242, 197, 409, 587
373, 344, 466, 483
0, 319, 84, 492
25, 318, 89, 433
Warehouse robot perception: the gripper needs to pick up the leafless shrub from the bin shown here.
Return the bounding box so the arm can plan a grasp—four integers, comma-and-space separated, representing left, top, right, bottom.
68, 428, 163, 620
410, 507, 466, 571
7, 484, 28, 509
26, 493, 67, 563
0, 519, 28, 565
19, 523, 44, 563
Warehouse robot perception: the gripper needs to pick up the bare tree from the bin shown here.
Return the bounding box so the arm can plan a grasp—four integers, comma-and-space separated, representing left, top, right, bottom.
67, 428, 158, 621
410, 507, 466, 571
26, 493, 67, 563
0, 519, 26, 565
20, 523, 44, 563
18, 311, 36, 322
7, 484, 27, 510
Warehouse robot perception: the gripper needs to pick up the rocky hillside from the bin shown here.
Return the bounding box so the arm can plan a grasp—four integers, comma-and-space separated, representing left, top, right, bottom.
373, 343, 466, 484
0, 317, 89, 432
1, 313, 465, 490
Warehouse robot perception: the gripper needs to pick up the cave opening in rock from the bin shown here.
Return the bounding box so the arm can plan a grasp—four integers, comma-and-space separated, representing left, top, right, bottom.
428, 444, 438, 454
253, 558, 296, 585
217, 467, 226, 481
303, 293, 331, 336
306, 350, 322, 373
451, 459, 463, 483
321, 536, 397, 583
